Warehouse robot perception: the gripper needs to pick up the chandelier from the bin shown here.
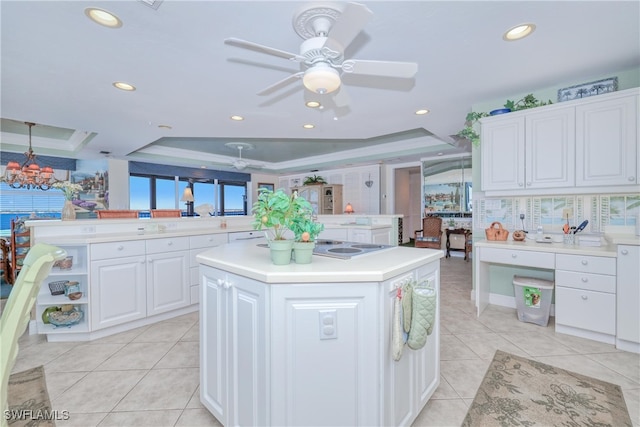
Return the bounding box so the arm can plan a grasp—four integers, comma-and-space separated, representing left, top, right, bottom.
3, 122, 56, 190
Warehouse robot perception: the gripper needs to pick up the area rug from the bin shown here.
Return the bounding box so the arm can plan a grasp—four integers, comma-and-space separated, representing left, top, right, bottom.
462, 350, 632, 427
7, 366, 56, 426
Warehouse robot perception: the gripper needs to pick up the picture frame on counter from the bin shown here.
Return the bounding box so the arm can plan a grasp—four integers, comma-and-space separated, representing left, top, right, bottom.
557, 76, 618, 102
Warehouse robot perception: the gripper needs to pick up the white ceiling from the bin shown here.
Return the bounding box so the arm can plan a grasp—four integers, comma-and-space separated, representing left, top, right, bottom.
1, 1, 638, 174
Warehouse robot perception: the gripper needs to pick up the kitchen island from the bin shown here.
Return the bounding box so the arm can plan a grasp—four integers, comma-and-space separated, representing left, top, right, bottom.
196, 241, 443, 427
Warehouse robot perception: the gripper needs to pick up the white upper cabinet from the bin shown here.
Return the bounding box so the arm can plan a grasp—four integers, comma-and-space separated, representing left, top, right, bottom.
575, 93, 637, 186
481, 88, 638, 194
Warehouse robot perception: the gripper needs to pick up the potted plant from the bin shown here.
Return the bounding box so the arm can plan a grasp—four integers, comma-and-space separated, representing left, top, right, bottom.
448, 218, 456, 230
302, 174, 327, 185
251, 188, 314, 265
290, 212, 324, 264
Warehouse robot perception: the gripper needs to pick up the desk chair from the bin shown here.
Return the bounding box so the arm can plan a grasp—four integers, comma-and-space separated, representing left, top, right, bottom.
414, 216, 443, 249
1, 243, 67, 427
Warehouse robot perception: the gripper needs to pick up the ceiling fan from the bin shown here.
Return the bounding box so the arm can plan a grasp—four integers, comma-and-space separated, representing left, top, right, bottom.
224, 2, 418, 98
225, 142, 263, 171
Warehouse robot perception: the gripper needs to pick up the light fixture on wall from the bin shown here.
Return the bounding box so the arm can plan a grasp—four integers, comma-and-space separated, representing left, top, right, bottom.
181, 186, 195, 216
3, 122, 56, 190
344, 203, 354, 214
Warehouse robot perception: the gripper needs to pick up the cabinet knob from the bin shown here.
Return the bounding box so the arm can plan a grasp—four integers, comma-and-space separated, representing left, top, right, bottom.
581, 295, 588, 300
526, 182, 531, 186
621, 249, 628, 255
117, 245, 124, 251
148, 258, 153, 263
628, 176, 635, 182
217, 278, 224, 286
581, 260, 588, 265
208, 237, 213, 241
511, 254, 517, 258
223, 281, 232, 289
167, 241, 173, 246
581, 277, 588, 283
518, 183, 523, 187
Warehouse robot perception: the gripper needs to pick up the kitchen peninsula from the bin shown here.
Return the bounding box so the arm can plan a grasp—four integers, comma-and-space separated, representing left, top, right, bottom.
24, 214, 400, 342
196, 240, 443, 427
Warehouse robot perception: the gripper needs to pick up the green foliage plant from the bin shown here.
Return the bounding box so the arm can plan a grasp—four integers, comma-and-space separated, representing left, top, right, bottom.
302, 174, 327, 185
504, 94, 553, 111
290, 213, 324, 243
251, 188, 315, 241
456, 111, 489, 147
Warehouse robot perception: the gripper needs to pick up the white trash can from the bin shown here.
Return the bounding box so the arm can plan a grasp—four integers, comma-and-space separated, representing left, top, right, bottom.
513, 275, 554, 327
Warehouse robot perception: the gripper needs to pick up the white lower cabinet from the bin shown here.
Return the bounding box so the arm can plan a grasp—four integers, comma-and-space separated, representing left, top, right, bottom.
200, 261, 440, 426
146, 249, 189, 316
189, 234, 229, 304
90, 241, 147, 330
555, 254, 617, 344
616, 245, 640, 352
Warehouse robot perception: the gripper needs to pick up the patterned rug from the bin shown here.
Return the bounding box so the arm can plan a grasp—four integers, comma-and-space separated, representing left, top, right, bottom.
7, 366, 56, 426
463, 350, 632, 427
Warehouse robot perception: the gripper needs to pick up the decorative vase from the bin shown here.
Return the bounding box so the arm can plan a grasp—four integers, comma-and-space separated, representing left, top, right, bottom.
61, 200, 76, 221
293, 241, 315, 264
269, 239, 293, 265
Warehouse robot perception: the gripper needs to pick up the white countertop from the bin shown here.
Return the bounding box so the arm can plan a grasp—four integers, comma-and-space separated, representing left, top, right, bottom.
196, 241, 443, 283
475, 238, 618, 257
603, 233, 640, 246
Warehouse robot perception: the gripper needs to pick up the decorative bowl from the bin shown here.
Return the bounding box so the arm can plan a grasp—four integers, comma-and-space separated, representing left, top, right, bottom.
489, 108, 511, 116
68, 292, 83, 300
48, 308, 83, 327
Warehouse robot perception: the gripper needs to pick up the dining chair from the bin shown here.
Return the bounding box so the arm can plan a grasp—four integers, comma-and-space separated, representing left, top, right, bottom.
1, 243, 67, 427
414, 216, 443, 249
96, 210, 139, 219
150, 209, 182, 218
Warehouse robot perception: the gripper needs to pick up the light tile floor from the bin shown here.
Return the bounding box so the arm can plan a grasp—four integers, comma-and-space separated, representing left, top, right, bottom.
13, 255, 640, 427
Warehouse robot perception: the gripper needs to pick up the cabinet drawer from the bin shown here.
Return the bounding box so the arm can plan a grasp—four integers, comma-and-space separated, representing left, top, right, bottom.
555, 287, 616, 335
91, 240, 146, 260
146, 236, 189, 254
556, 254, 615, 275
555, 270, 615, 294
479, 247, 554, 269
190, 233, 228, 249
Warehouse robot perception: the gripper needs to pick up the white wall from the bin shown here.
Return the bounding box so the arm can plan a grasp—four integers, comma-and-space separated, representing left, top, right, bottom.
107, 158, 130, 209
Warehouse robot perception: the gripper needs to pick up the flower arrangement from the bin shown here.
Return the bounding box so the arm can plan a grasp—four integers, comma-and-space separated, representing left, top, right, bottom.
52, 180, 83, 200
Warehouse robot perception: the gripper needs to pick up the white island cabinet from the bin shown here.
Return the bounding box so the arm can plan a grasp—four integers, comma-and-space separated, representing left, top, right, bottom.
616, 245, 640, 353
198, 241, 443, 427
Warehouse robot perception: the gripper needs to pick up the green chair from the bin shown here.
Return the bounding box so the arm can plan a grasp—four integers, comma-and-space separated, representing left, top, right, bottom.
1, 243, 66, 427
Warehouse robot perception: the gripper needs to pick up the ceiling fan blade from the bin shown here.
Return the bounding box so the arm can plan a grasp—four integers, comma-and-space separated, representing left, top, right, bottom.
341, 59, 418, 78
257, 72, 304, 96
325, 2, 373, 51
224, 38, 305, 62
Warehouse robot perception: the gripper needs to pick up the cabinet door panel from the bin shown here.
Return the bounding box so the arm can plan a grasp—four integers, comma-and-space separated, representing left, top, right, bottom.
617, 245, 640, 344
147, 251, 190, 315
90, 256, 146, 330
556, 287, 615, 334
525, 108, 575, 188
576, 94, 637, 186
481, 117, 525, 191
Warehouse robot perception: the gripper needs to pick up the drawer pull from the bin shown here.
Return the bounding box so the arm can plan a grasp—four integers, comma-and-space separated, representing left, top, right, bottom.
581, 277, 588, 283
168, 241, 173, 246
621, 249, 628, 255
117, 245, 124, 251
581, 295, 588, 300
208, 237, 213, 241
511, 254, 517, 258
581, 260, 588, 265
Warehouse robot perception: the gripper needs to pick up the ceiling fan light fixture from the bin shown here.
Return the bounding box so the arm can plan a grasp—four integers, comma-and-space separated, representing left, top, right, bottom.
303, 65, 341, 94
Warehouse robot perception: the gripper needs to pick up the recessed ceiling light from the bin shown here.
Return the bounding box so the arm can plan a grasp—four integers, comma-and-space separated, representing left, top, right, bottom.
230, 115, 244, 121
306, 101, 321, 108
303, 124, 315, 129
158, 124, 172, 130
503, 23, 536, 41
84, 8, 123, 28
415, 109, 430, 115
113, 81, 136, 91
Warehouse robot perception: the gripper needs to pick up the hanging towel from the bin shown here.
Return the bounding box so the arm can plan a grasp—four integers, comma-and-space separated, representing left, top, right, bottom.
402, 280, 413, 334
407, 282, 437, 350
392, 287, 404, 361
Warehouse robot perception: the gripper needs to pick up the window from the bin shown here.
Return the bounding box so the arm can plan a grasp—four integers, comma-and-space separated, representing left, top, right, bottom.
0, 182, 64, 234
220, 181, 246, 216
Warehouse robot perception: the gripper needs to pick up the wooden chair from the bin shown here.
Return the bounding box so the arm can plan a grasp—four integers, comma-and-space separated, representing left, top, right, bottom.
465, 232, 473, 261
96, 210, 139, 219
150, 209, 182, 218
1, 243, 67, 426
414, 216, 443, 249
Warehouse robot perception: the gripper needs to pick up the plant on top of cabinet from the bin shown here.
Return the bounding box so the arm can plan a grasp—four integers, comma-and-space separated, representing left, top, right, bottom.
457, 111, 489, 147
504, 94, 553, 111
302, 174, 327, 185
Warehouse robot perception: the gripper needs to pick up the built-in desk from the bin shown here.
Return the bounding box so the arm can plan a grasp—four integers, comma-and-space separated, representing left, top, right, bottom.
474, 239, 625, 348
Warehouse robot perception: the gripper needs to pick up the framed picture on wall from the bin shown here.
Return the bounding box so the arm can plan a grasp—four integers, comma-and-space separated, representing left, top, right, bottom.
258, 183, 274, 191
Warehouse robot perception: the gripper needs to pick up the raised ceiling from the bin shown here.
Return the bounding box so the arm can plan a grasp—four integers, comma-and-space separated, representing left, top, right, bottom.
1, 1, 638, 173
